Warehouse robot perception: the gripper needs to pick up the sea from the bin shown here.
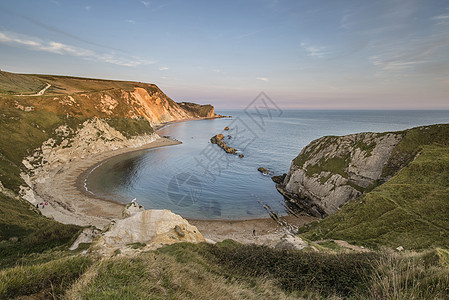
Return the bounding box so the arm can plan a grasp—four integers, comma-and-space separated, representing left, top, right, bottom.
85, 110, 449, 220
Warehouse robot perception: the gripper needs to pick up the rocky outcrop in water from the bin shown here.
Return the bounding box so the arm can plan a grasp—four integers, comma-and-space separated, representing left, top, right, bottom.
258, 167, 269, 174
271, 173, 286, 184
210, 134, 238, 154
277, 131, 403, 217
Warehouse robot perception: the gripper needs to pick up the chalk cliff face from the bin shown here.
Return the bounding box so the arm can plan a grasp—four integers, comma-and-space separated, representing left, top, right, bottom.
0, 71, 217, 203
278, 132, 403, 217
49, 85, 215, 125
93, 209, 205, 256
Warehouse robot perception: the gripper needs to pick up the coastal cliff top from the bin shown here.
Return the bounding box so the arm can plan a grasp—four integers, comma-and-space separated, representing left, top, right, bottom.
0, 70, 158, 96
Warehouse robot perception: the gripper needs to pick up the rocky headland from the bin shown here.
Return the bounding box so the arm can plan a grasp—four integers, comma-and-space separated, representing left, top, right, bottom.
0, 70, 306, 249
0, 71, 217, 229
276, 124, 449, 221
277, 131, 406, 217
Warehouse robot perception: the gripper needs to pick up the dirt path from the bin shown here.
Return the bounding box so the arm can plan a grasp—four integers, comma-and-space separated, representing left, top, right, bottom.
17, 83, 51, 96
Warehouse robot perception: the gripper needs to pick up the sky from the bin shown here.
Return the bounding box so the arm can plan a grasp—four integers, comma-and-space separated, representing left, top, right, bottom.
0, 0, 448, 109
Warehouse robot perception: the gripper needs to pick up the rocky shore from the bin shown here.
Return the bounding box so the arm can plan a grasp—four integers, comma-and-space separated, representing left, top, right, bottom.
17, 117, 314, 246
276, 131, 403, 217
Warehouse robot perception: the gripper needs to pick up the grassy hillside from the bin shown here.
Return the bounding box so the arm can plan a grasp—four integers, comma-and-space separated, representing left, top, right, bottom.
298, 124, 449, 250
0, 108, 152, 192
0, 71, 47, 95
0, 70, 153, 96
1, 241, 448, 299
0, 193, 82, 269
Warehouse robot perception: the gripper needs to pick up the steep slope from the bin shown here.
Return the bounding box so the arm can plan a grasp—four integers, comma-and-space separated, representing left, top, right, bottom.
0, 71, 216, 193
0, 70, 216, 125
0, 71, 217, 265
278, 132, 402, 217
279, 124, 449, 249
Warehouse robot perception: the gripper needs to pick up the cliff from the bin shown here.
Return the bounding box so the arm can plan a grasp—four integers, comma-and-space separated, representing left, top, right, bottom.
292, 124, 449, 250
278, 131, 403, 217
0, 70, 216, 126
0, 71, 216, 194
279, 123, 449, 249
279, 124, 449, 218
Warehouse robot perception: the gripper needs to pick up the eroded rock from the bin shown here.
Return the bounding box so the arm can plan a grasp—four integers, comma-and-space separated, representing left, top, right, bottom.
210, 134, 238, 154
93, 209, 205, 256
122, 199, 145, 217
258, 167, 269, 174
278, 132, 403, 216
275, 234, 308, 250
70, 227, 101, 250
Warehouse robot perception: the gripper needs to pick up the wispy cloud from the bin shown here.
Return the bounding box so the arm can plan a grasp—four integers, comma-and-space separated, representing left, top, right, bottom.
0, 5, 123, 52
85, 6, 91, 12
432, 14, 449, 25
140, 1, 165, 12
213, 69, 221, 73
369, 30, 449, 77
256, 77, 269, 82
432, 14, 449, 20
126, 19, 136, 24
159, 66, 169, 71
300, 42, 327, 58
369, 56, 425, 72
0, 30, 155, 67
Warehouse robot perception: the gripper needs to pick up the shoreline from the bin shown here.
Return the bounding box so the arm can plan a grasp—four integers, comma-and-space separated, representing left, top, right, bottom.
35, 116, 316, 243
153, 115, 230, 132
35, 137, 181, 229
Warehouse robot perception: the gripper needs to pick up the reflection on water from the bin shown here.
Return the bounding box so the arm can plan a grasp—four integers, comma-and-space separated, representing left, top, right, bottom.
85, 110, 449, 220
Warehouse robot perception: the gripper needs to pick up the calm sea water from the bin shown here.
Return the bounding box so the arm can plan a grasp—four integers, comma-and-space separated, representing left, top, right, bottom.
85, 110, 449, 220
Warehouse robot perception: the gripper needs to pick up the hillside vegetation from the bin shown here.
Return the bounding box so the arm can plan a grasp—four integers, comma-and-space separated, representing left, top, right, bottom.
0, 71, 150, 96
0, 70, 215, 193
1, 240, 448, 299
298, 124, 449, 250
0, 193, 81, 269
1, 71, 448, 299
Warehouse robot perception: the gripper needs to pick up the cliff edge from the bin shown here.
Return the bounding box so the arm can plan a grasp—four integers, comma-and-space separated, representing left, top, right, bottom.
277, 124, 449, 218
0, 71, 217, 194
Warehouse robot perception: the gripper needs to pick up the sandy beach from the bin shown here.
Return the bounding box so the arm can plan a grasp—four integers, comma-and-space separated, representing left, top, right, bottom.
34, 128, 316, 244
35, 137, 182, 229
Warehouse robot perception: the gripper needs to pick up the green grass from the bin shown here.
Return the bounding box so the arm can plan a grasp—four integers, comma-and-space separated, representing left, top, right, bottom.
354, 139, 377, 157
74, 243, 301, 300
69, 242, 449, 299
0, 108, 82, 191
0, 71, 46, 95
0, 193, 82, 269
299, 144, 449, 250
0, 255, 92, 299
197, 240, 377, 297
0, 70, 156, 95
105, 117, 154, 138
382, 123, 449, 178
306, 155, 350, 178
366, 249, 449, 299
